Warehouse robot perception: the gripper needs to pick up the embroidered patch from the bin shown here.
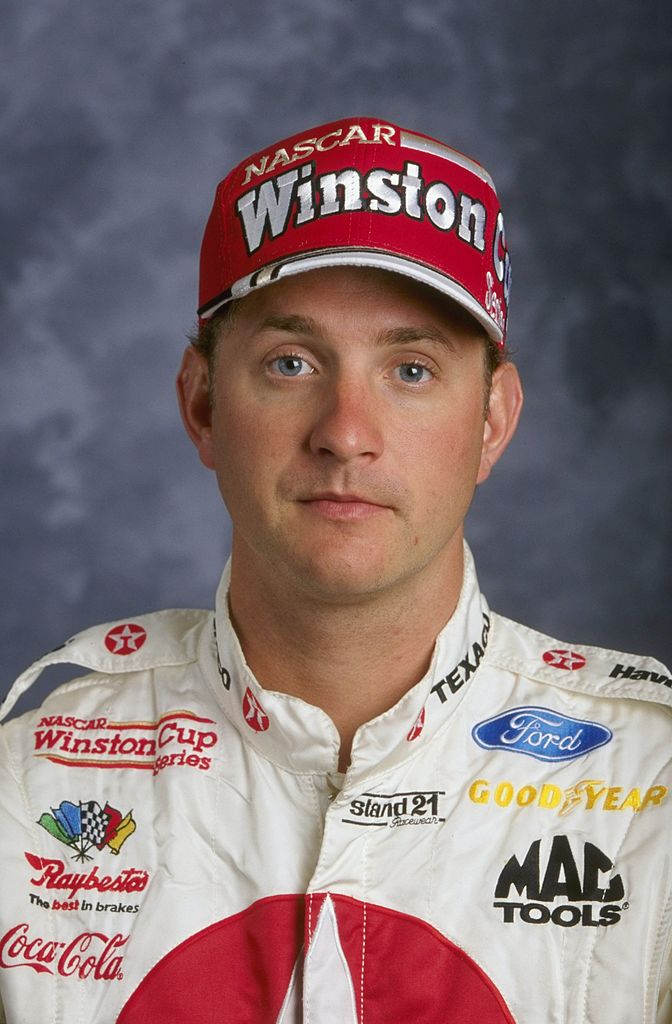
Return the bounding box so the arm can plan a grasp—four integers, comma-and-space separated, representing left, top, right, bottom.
472, 707, 612, 762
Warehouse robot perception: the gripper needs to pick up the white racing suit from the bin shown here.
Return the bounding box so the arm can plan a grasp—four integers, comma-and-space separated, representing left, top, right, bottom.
0, 546, 670, 1023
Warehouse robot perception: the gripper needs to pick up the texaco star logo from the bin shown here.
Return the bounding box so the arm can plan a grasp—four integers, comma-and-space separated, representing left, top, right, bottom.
542, 649, 586, 671
406, 706, 425, 742
104, 624, 148, 656
118, 893, 515, 1023
243, 687, 270, 733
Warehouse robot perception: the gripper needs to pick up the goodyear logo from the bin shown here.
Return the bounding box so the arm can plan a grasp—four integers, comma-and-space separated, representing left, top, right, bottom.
468, 778, 668, 815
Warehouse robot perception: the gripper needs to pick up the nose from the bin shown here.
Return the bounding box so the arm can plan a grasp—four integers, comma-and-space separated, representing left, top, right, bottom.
308, 377, 384, 462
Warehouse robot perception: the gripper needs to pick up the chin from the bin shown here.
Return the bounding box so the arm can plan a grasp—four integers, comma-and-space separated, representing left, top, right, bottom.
286, 550, 416, 604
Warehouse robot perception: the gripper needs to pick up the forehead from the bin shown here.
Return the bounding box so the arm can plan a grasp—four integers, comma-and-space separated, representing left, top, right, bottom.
226, 267, 487, 341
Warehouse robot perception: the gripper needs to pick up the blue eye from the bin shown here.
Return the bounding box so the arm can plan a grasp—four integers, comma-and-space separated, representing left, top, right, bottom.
397, 363, 432, 384
272, 355, 312, 377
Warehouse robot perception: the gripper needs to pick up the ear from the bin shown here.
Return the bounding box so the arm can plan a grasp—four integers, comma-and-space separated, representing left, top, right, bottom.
476, 361, 523, 484
176, 346, 216, 470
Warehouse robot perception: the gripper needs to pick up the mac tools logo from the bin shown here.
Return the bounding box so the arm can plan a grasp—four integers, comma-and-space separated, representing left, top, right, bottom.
493, 836, 627, 928
472, 707, 612, 763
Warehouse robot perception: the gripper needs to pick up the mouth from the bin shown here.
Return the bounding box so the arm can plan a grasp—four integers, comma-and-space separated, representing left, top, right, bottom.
299, 492, 391, 521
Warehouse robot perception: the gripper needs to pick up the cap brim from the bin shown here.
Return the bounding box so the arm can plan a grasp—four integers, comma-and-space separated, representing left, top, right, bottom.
199, 248, 503, 346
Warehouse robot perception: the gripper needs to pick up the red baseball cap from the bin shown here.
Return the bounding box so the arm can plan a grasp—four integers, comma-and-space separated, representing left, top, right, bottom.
198, 117, 511, 345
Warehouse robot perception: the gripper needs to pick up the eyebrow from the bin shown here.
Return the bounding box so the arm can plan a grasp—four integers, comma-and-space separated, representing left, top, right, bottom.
374, 325, 458, 354
257, 315, 458, 353
257, 314, 322, 336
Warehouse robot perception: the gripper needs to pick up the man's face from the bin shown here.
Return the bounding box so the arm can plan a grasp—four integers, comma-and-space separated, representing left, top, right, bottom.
193, 267, 503, 604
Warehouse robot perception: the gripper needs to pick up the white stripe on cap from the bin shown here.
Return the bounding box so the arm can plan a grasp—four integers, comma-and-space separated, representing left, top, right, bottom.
400, 131, 496, 190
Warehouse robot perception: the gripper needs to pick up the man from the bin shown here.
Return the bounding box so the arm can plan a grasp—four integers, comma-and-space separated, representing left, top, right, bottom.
0, 117, 670, 1023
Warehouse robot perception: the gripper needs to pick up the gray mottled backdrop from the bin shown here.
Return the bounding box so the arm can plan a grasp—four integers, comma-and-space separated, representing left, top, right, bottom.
2, 0, 671, 717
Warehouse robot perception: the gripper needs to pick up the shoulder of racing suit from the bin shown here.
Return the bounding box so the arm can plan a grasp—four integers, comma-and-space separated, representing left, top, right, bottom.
0, 607, 212, 724
2, 600, 672, 727
486, 611, 672, 713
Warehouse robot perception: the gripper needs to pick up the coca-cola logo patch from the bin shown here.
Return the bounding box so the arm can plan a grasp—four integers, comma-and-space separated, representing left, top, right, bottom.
0, 923, 127, 981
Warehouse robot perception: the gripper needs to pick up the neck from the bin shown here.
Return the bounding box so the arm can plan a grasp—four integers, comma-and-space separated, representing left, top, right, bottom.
227, 535, 465, 771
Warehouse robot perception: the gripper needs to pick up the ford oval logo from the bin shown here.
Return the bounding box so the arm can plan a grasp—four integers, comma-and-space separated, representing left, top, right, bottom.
472, 706, 612, 762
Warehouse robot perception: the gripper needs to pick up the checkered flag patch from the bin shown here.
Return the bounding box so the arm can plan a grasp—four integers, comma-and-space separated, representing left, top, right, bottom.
79, 801, 110, 847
